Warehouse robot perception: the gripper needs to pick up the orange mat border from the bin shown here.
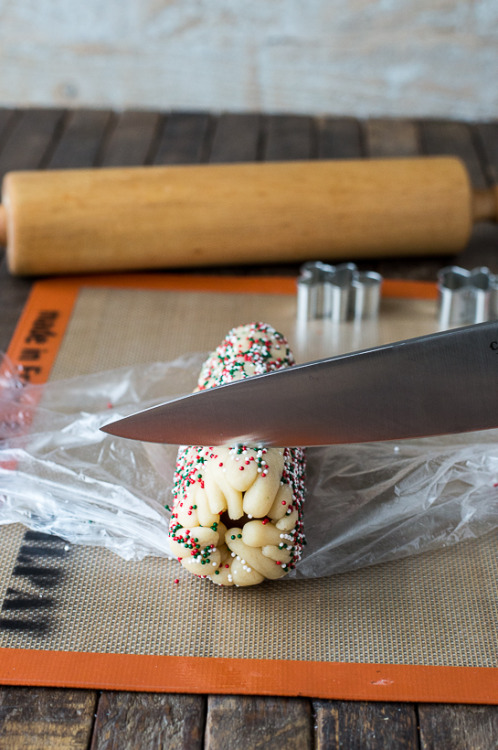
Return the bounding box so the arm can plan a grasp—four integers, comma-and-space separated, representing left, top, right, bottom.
4, 272, 495, 704
0, 648, 495, 704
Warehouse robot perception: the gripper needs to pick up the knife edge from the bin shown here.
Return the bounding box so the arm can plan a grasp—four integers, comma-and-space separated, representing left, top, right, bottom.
101, 321, 498, 447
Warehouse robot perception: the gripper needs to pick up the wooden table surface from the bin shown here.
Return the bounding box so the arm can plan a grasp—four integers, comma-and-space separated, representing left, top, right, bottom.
0, 108, 497, 749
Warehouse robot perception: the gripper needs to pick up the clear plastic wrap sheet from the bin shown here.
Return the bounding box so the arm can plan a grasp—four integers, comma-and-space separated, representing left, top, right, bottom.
1, 353, 497, 577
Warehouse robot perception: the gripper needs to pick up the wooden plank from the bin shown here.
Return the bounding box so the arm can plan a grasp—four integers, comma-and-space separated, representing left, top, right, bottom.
474, 121, 498, 184
264, 114, 315, 161
418, 704, 498, 750
419, 120, 488, 188
363, 118, 420, 158
0, 106, 117, 338
313, 700, 419, 750
0, 110, 65, 294
153, 112, 212, 165
0, 109, 18, 147
48, 109, 112, 169
0, 256, 32, 350
418, 118, 498, 274
90, 692, 205, 750
452, 222, 498, 274
209, 113, 261, 163
0, 108, 64, 183
0, 687, 97, 750
205, 695, 312, 750
100, 110, 163, 167
317, 116, 363, 159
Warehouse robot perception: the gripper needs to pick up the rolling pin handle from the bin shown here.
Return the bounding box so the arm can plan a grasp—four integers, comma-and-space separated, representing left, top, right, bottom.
472, 186, 498, 223
0, 204, 6, 246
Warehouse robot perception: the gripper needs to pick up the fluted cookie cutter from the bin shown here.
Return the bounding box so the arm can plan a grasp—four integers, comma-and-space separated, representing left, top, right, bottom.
437, 266, 498, 328
297, 261, 382, 323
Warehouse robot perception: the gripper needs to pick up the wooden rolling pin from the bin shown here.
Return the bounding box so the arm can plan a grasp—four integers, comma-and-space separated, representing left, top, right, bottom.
0, 157, 497, 276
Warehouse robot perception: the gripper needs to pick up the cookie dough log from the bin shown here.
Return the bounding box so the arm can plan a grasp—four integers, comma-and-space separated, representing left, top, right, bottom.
167, 323, 306, 586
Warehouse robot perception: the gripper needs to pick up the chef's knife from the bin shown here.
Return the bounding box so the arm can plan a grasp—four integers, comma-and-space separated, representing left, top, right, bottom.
101, 321, 498, 447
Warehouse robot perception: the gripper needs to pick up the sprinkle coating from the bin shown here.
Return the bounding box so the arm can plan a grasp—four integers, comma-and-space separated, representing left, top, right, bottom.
167, 323, 306, 587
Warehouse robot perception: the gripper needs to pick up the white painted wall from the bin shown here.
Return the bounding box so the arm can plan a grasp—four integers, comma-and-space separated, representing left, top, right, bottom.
0, 0, 497, 119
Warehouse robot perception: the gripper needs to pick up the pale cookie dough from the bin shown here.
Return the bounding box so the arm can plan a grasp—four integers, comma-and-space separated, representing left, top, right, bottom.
168, 323, 306, 586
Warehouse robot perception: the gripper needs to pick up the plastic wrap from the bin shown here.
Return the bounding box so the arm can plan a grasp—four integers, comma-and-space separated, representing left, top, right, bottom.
1, 353, 497, 577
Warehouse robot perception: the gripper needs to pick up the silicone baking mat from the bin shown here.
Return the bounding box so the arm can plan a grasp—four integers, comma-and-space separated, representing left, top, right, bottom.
0, 274, 496, 703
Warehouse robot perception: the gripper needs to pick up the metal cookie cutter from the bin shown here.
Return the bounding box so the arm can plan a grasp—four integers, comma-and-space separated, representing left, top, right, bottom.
437, 266, 498, 328
297, 261, 382, 323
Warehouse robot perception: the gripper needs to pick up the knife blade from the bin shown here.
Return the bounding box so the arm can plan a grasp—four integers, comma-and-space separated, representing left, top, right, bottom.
101, 321, 498, 447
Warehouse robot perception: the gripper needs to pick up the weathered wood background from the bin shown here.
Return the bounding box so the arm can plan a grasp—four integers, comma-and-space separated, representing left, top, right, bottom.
1, 1, 497, 119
